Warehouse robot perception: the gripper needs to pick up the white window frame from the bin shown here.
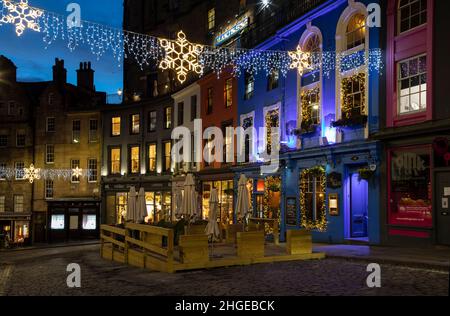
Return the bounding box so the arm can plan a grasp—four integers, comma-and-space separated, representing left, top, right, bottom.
46, 144, 55, 165
15, 162, 25, 180
89, 119, 99, 143
14, 195, 24, 213
72, 120, 81, 144
0, 196, 5, 212
397, 54, 427, 116
46, 117, 56, 133
71, 159, 81, 183
45, 179, 54, 199
398, 0, 427, 35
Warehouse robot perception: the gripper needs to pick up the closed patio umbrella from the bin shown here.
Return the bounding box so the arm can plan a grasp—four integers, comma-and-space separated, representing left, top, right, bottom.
182, 174, 198, 221
136, 188, 147, 224
174, 188, 183, 219
205, 188, 220, 240
236, 174, 250, 222
126, 186, 137, 222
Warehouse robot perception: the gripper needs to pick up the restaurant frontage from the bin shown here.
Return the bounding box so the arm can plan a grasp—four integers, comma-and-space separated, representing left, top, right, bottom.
0, 213, 31, 246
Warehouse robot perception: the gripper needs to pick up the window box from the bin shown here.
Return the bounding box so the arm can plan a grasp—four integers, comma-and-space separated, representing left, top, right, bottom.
332, 113, 368, 129
293, 121, 320, 137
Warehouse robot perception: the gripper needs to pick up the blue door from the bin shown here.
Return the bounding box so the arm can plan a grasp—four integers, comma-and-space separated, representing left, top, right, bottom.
350, 173, 368, 238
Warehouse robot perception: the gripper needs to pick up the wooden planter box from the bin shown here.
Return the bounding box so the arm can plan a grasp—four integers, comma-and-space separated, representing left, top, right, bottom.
286, 230, 312, 255
237, 231, 265, 259
179, 235, 209, 264
225, 224, 244, 244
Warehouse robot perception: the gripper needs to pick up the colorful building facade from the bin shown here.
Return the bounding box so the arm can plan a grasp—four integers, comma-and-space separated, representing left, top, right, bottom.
235, 0, 384, 244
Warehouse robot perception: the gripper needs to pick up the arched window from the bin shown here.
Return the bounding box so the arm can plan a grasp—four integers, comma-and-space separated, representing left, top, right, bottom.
346, 14, 366, 50
398, 0, 427, 34
299, 29, 322, 134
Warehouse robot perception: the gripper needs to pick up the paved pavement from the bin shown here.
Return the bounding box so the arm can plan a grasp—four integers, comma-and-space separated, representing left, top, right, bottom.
0, 244, 448, 296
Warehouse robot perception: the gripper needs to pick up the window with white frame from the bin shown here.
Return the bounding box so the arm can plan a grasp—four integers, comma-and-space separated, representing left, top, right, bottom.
14, 195, 24, 213
88, 159, 98, 182
0, 196, 5, 212
46, 117, 55, 132
46, 145, 55, 164
208, 8, 215, 30
72, 120, 81, 143
0, 163, 6, 180
301, 88, 321, 127
45, 179, 54, 199
346, 14, 366, 50
398, 0, 427, 34
398, 55, 427, 115
89, 119, 98, 142
15, 162, 24, 180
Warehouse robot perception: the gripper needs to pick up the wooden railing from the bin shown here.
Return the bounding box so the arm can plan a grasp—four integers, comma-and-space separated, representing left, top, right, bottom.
100, 225, 126, 263
125, 223, 175, 273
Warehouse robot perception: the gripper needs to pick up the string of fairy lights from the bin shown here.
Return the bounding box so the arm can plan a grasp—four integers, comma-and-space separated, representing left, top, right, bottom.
0, 0, 383, 84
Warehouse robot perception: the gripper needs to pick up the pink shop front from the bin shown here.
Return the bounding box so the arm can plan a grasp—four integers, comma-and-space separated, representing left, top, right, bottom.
386, 145, 450, 246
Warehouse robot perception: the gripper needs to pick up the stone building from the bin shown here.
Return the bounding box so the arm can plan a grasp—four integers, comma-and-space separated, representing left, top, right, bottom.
0, 55, 34, 245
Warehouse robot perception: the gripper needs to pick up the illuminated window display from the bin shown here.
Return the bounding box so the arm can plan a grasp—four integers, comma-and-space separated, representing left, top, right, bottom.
202, 180, 234, 224
83, 215, 97, 230
116, 193, 127, 224
51, 215, 65, 230
389, 147, 432, 228
145, 192, 172, 223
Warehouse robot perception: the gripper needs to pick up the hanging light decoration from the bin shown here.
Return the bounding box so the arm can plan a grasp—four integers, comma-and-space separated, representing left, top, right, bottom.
288, 45, 311, 76
1, 0, 43, 36
24, 164, 41, 184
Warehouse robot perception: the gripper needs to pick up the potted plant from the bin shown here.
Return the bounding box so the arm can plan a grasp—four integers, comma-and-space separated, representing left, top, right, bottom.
332, 108, 368, 128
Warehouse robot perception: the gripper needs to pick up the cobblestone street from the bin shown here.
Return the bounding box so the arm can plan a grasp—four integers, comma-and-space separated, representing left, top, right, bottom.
0, 244, 448, 296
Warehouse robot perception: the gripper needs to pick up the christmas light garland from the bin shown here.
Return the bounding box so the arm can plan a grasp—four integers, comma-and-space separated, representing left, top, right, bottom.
263, 176, 281, 235
0, 0, 383, 83
0, 167, 92, 182
299, 166, 327, 232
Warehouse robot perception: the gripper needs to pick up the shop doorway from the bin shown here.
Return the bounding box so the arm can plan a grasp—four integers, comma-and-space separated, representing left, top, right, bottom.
349, 173, 368, 238
436, 172, 450, 245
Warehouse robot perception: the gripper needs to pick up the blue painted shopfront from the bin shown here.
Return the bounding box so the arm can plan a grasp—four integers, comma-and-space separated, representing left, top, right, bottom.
235, 0, 383, 244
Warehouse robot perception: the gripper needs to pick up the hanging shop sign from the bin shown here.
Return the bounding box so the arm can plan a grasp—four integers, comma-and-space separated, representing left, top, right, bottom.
214, 16, 249, 46
327, 172, 342, 189
285, 197, 298, 227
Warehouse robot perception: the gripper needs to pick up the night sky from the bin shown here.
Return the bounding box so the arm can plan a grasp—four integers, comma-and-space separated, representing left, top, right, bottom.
0, 0, 123, 100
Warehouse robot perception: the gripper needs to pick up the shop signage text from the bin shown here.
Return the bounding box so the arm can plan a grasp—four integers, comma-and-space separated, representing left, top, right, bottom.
215, 16, 249, 46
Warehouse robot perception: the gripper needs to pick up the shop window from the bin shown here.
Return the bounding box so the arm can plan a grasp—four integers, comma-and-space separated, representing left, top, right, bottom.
46, 144, 55, 164
244, 72, 254, 100
82, 215, 97, 230
14, 222, 29, 243
398, 0, 427, 34
389, 148, 432, 228
14, 195, 24, 213
202, 180, 234, 224
148, 143, 157, 173
69, 215, 79, 230
224, 78, 233, 108
148, 111, 157, 132
299, 167, 327, 231
51, 215, 65, 230
110, 147, 121, 175
88, 159, 98, 182
346, 14, 366, 50
398, 55, 427, 115
112, 117, 121, 136
129, 146, 140, 174
72, 120, 81, 143
116, 193, 127, 224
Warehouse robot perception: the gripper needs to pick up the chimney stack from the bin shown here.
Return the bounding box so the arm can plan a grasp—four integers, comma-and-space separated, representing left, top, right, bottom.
52, 58, 67, 85
77, 61, 95, 91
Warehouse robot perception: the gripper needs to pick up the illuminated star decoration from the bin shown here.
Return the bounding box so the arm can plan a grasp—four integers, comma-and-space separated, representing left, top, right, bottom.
1, 0, 43, 36
72, 167, 83, 179
159, 31, 204, 84
24, 164, 41, 184
288, 45, 311, 76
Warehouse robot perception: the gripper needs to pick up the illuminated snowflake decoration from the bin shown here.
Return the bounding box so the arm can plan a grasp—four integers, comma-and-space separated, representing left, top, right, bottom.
288, 45, 311, 76
72, 167, 83, 178
24, 164, 41, 184
159, 31, 204, 84
1, 0, 43, 36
